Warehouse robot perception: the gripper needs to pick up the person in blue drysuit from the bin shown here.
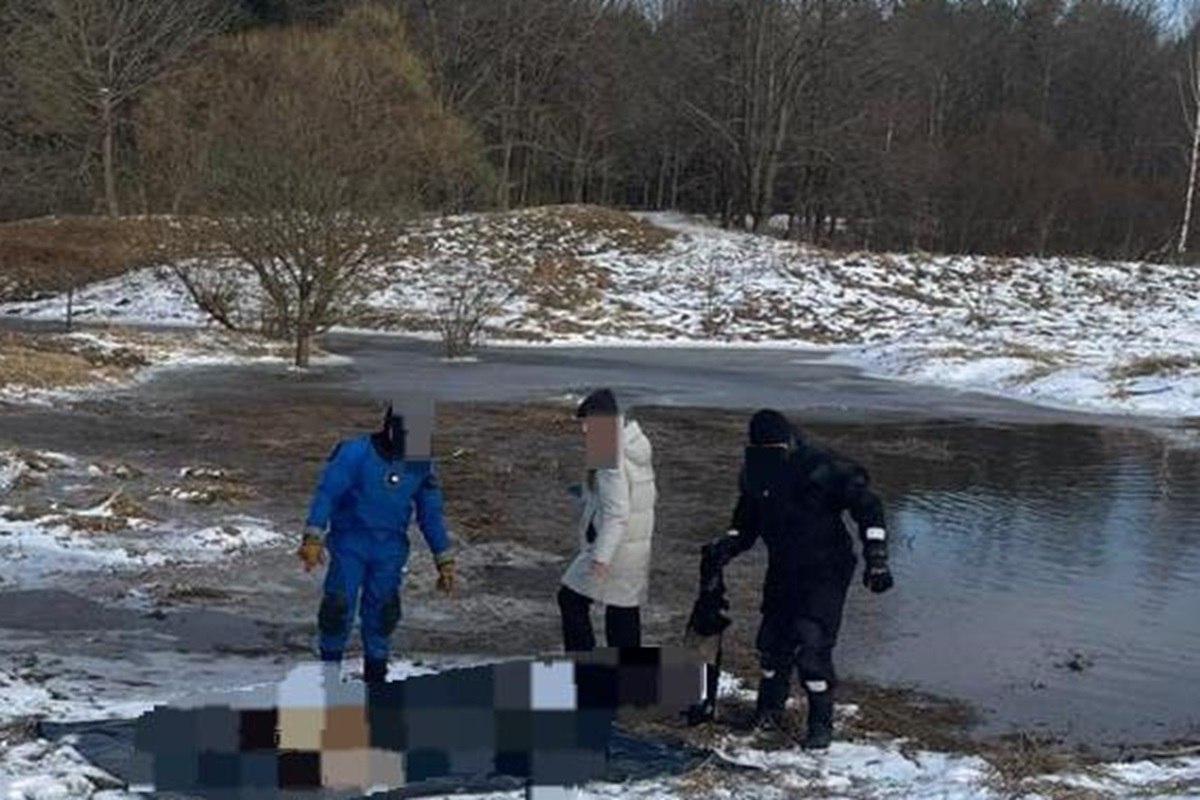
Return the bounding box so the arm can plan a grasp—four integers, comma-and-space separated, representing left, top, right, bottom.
297, 402, 455, 683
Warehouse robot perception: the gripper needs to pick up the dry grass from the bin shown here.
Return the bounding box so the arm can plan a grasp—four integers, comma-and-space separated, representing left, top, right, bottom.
0, 330, 145, 393
0, 216, 166, 302
1017, 361, 1063, 385
837, 679, 979, 756
162, 583, 234, 602
155, 475, 257, 505
0, 333, 119, 391
1015, 783, 1111, 800
0, 503, 51, 522
102, 489, 154, 519
930, 345, 975, 360
0, 327, 302, 397
1111, 354, 1200, 381
984, 733, 1082, 781
0, 717, 40, 746
62, 515, 131, 534
523, 253, 607, 310
55, 489, 154, 533
398, 204, 674, 269
90, 461, 144, 480
1000, 342, 1067, 365
521, 205, 675, 255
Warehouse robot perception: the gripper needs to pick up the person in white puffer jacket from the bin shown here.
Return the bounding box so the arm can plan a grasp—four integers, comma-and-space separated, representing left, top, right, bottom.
557, 388, 657, 650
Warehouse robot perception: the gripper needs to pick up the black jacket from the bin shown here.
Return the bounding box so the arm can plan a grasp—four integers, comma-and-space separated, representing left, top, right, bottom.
723, 439, 886, 614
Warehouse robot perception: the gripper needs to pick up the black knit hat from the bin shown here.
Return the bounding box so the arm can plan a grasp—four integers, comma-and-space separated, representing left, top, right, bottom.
748, 409, 792, 445
576, 388, 618, 418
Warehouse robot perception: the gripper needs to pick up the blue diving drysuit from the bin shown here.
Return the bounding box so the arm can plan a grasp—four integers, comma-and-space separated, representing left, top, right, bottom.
304, 419, 450, 676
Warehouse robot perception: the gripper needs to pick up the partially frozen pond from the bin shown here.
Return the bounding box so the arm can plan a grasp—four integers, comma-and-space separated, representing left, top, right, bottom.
834, 422, 1200, 746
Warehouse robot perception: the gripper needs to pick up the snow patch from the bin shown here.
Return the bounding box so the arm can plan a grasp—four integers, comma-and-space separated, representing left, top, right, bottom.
0, 740, 132, 800
0, 510, 285, 587
178, 519, 283, 556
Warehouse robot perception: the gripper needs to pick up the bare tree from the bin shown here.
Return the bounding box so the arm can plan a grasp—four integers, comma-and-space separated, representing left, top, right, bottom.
676, 0, 812, 232
433, 259, 512, 358
6, 0, 231, 216
1180, 32, 1200, 255
165, 5, 483, 367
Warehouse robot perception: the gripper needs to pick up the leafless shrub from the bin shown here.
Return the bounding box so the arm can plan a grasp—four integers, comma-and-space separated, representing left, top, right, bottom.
434, 260, 512, 358
699, 266, 735, 337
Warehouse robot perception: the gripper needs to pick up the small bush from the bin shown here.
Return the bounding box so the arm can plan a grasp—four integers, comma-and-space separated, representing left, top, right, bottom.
434, 261, 512, 358
1110, 354, 1199, 380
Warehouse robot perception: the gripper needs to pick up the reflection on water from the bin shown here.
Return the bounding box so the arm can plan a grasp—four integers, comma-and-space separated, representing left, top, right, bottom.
837, 424, 1200, 746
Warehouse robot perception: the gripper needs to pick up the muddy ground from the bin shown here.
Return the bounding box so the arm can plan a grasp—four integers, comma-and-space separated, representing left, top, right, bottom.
2, 388, 1114, 784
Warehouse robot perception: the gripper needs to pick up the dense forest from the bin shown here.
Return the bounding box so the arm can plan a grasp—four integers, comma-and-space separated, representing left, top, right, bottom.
2, 0, 1198, 259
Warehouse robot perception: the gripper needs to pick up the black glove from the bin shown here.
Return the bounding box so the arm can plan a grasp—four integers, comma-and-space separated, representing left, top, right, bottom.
863, 561, 894, 593
690, 542, 732, 636
705, 534, 741, 573
688, 591, 731, 637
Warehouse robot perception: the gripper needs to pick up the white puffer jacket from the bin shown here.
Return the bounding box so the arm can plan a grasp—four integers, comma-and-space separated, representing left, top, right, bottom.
560, 419, 656, 608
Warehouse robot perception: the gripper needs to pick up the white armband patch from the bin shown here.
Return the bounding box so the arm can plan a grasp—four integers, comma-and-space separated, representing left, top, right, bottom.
865, 527, 887, 542
726, 529, 740, 537
804, 680, 829, 693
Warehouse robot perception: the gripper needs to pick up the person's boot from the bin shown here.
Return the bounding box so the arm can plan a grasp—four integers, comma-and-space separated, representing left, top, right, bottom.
802, 683, 834, 750
753, 669, 790, 732
363, 657, 389, 684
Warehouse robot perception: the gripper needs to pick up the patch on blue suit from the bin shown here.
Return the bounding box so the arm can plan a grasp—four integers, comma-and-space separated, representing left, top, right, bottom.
385, 471, 401, 486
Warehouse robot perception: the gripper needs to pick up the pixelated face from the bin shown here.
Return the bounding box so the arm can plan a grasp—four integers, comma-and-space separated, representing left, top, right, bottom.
386, 395, 435, 458
583, 414, 619, 470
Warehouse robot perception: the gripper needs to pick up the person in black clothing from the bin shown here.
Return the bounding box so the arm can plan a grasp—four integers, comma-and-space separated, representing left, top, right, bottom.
708, 409, 894, 749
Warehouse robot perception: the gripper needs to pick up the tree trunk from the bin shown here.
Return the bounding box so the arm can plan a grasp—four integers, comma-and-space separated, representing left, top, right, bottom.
294, 292, 313, 368
1180, 69, 1200, 255
101, 91, 119, 217
655, 147, 669, 209
519, 143, 533, 207
499, 127, 514, 210
571, 124, 589, 204
670, 148, 681, 210
295, 324, 312, 368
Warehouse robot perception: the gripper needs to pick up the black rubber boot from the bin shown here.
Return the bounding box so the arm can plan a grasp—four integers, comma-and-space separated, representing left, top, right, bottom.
753, 670, 790, 731
363, 658, 389, 684
802, 688, 834, 750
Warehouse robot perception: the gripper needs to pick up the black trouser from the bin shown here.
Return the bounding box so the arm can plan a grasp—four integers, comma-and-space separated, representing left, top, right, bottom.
756, 559, 854, 702
557, 585, 641, 651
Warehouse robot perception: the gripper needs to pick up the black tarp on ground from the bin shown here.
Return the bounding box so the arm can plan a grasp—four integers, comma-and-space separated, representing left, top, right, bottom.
38, 718, 717, 799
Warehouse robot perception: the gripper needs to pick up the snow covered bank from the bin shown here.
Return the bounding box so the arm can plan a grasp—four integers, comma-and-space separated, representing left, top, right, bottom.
0, 326, 340, 406
4, 206, 1199, 418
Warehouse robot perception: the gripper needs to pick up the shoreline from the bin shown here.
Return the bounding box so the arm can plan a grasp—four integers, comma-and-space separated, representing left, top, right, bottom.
6, 317, 1192, 429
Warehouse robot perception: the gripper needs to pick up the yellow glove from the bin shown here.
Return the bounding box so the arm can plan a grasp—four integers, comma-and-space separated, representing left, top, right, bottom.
435, 553, 455, 595
297, 531, 325, 572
